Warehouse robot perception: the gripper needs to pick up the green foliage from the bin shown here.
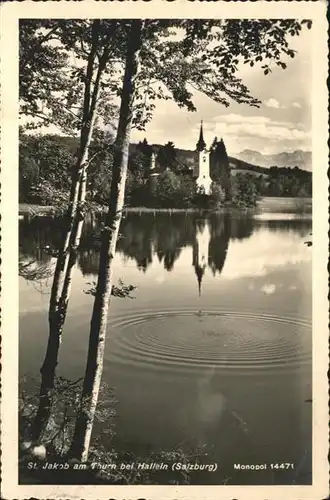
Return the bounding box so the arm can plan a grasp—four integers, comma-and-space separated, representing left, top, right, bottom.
20, 375, 207, 485
88, 129, 114, 204
19, 20, 124, 134
210, 139, 231, 199
19, 144, 40, 203
19, 20, 70, 126
88, 444, 208, 485
154, 170, 198, 208
19, 130, 117, 207
136, 138, 152, 162
20, 19, 310, 135
30, 181, 70, 211
19, 18, 311, 212
19, 132, 312, 209
229, 166, 312, 205
84, 279, 137, 299
157, 141, 177, 170
150, 175, 225, 210
231, 173, 258, 207
20, 18, 310, 209
152, 173, 197, 209
209, 182, 226, 208
19, 376, 116, 457
176, 175, 198, 207
217, 19, 310, 79
155, 170, 181, 208
125, 139, 150, 203
19, 257, 54, 295
137, 18, 309, 114
19, 133, 75, 205
266, 166, 312, 197
124, 140, 152, 206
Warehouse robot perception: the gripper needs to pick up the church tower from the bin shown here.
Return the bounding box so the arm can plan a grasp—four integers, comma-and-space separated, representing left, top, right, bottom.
195, 121, 212, 195
148, 149, 159, 193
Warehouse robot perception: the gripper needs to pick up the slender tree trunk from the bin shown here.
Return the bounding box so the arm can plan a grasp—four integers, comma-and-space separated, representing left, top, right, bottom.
69, 20, 144, 462
31, 21, 110, 442
31, 175, 88, 441
31, 164, 91, 442
47, 21, 100, 322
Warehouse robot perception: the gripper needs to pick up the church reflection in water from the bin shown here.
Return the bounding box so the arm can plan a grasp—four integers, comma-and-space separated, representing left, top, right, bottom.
192, 216, 231, 296
19, 211, 310, 288
18, 212, 257, 288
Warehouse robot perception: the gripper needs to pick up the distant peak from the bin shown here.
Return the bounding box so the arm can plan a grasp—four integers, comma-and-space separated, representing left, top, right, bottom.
240, 149, 261, 155
237, 148, 312, 171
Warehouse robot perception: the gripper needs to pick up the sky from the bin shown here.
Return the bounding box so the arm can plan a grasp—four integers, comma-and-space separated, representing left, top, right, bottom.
131, 28, 312, 156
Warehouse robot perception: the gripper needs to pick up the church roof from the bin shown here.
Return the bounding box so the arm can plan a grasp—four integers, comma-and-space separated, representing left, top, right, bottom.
194, 263, 206, 297
196, 121, 207, 152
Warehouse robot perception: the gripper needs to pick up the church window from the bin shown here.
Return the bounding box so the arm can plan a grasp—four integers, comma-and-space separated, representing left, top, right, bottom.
203, 157, 206, 162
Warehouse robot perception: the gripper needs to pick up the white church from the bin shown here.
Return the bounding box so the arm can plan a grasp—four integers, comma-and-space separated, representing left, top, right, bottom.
149, 120, 230, 196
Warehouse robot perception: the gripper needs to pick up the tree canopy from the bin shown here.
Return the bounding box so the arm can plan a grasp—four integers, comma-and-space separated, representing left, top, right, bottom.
19, 18, 311, 135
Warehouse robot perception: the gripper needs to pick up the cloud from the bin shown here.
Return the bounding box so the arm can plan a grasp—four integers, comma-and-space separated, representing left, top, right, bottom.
261, 284, 276, 295
132, 82, 311, 153
219, 230, 312, 281
133, 110, 311, 156
264, 98, 280, 109
209, 114, 310, 148
292, 102, 302, 109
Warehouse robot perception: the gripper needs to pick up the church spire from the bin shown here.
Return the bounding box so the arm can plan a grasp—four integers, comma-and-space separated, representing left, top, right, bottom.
195, 264, 205, 297
196, 120, 206, 152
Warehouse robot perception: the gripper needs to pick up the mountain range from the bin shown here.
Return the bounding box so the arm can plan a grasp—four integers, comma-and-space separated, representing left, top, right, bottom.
57, 136, 312, 173
236, 149, 312, 172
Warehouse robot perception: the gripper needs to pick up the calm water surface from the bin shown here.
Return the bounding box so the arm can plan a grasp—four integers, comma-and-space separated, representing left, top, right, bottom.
19, 212, 312, 485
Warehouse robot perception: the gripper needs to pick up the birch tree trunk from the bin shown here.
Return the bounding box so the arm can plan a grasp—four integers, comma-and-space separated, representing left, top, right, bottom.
69, 20, 144, 462
31, 21, 110, 442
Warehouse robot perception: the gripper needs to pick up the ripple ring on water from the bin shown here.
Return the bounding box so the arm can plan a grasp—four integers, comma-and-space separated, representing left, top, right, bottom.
105, 309, 311, 373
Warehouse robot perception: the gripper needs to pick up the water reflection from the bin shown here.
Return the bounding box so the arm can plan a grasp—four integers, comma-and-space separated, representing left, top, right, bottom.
19, 212, 313, 485
192, 218, 230, 295
20, 212, 289, 281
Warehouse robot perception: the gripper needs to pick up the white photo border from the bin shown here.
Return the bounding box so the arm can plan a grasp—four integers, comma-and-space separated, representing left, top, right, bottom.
1, 1, 328, 499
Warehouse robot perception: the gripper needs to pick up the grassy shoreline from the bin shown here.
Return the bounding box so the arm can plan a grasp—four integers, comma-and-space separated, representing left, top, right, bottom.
19, 196, 312, 217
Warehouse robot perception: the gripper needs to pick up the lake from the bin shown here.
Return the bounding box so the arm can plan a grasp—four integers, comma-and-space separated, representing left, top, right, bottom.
19, 211, 312, 485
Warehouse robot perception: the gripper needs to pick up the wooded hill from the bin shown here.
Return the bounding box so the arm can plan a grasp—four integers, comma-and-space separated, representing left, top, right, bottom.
21, 136, 312, 177
57, 136, 309, 177
20, 133, 312, 207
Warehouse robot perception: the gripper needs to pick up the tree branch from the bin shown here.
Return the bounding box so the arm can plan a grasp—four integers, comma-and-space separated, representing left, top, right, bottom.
37, 25, 61, 46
